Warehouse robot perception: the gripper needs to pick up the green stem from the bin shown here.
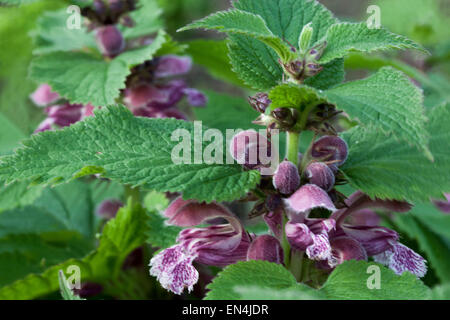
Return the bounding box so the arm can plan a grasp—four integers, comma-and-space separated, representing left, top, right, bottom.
282, 213, 291, 267
124, 185, 140, 204
289, 250, 304, 282
286, 131, 300, 165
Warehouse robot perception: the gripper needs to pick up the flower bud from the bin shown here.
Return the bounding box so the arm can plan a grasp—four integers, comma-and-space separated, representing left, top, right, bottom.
230, 130, 271, 169
311, 135, 348, 166
306, 41, 327, 61
271, 108, 296, 127
248, 92, 271, 113
263, 209, 283, 239
247, 235, 284, 264
282, 60, 304, 80
154, 55, 192, 78
96, 199, 123, 219
304, 63, 323, 77
95, 25, 125, 57
305, 162, 335, 191
272, 160, 300, 195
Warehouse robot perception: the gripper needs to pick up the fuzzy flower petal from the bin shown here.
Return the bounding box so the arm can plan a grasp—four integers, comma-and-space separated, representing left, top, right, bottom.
284, 184, 336, 217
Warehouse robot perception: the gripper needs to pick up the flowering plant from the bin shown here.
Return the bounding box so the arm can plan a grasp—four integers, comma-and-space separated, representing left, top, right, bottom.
0, 0, 449, 301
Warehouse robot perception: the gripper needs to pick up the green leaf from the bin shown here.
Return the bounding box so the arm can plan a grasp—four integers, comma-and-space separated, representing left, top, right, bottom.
28, 30, 167, 107
58, 270, 84, 300
393, 212, 450, 283
324, 67, 430, 157
184, 39, 245, 87
304, 58, 345, 90
428, 283, 450, 300
321, 260, 430, 300
205, 260, 297, 300
227, 0, 340, 91
340, 102, 450, 201
0, 199, 147, 299
268, 83, 323, 111
0, 113, 26, 156
0, 106, 260, 203
178, 9, 295, 63
0, 181, 43, 212
31, 9, 96, 54
234, 284, 326, 300
318, 22, 427, 64
120, 0, 164, 39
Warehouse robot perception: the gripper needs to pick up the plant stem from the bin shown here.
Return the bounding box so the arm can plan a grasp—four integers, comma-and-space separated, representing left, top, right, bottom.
289, 250, 304, 282
282, 213, 291, 267
286, 131, 300, 165
124, 185, 140, 204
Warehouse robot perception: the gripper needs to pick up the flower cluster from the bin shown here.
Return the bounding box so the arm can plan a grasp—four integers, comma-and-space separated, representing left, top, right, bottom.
30, 0, 206, 133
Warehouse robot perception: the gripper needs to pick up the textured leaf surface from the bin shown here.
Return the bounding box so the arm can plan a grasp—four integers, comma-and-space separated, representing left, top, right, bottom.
268, 83, 323, 111
120, 0, 163, 39
0, 181, 43, 212
227, 0, 341, 90
31, 9, 96, 54
29, 30, 166, 106
179, 9, 295, 63
205, 260, 296, 300
319, 22, 426, 64
234, 284, 325, 300
0, 200, 147, 299
325, 67, 430, 157
340, 103, 450, 201
0, 106, 260, 203
321, 260, 430, 300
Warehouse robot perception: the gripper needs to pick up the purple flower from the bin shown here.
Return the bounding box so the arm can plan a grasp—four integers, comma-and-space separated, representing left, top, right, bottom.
284, 184, 336, 217
150, 197, 250, 294
374, 242, 427, 278
285, 218, 336, 261
247, 235, 284, 264
182, 88, 207, 107
154, 55, 192, 78
263, 209, 283, 239
30, 84, 60, 106
35, 103, 84, 133
273, 160, 300, 195
326, 236, 367, 268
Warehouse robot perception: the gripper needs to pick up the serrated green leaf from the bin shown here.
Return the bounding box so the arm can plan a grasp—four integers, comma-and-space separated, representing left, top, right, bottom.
185, 39, 245, 87
205, 260, 297, 300
321, 260, 430, 300
0, 106, 260, 203
28, 30, 167, 107
179, 9, 295, 63
340, 102, 450, 201
0, 181, 43, 212
0, 199, 147, 299
304, 58, 345, 90
324, 67, 430, 157
31, 9, 96, 54
58, 270, 84, 300
226, 0, 340, 91
318, 22, 427, 64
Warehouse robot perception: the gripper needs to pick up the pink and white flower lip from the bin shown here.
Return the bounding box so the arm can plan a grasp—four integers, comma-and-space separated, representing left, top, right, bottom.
150, 197, 250, 294
30, 84, 60, 106
374, 242, 427, 278
284, 184, 336, 217
246, 235, 284, 264
285, 218, 336, 261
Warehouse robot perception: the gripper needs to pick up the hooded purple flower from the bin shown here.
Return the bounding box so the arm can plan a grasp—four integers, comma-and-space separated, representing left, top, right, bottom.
325, 191, 427, 277
124, 55, 206, 118
149, 197, 250, 295
34, 103, 86, 133
246, 235, 284, 264
284, 184, 336, 217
